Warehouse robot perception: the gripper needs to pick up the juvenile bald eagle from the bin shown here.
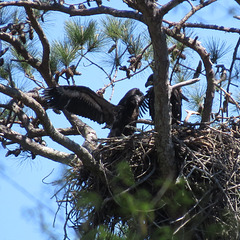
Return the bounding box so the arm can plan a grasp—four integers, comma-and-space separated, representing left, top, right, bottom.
145, 74, 188, 124
43, 86, 146, 137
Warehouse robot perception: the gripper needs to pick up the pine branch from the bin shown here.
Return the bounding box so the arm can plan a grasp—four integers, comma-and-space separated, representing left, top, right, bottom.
0, 84, 98, 169
227, 37, 240, 93
0, 32, 40, 67
0, 1, 143, 22
171, 78, 200, 90
0, 124, 78, 165
164, 28, 215, 123
63, 110, 98, 152
27, 127, 83, 138
24, 6, 54, 87
177, 0, 216, 26
160, 0, 185, 16
164, 20, 240, 34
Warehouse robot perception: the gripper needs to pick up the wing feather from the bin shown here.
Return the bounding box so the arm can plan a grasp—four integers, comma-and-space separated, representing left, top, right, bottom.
43, 86, 116, 125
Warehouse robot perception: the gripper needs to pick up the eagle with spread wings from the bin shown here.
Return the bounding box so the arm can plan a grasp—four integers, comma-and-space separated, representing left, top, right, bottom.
43, 86, 147, 137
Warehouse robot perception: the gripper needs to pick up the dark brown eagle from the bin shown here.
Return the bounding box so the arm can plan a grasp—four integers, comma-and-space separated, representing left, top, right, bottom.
145, 74, 188, 124
43, 86, 146, 137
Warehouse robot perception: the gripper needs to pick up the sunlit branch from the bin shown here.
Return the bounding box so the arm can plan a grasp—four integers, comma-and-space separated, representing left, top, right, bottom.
82, 55, 111, 80
0, 32, 40, 67
171, 78, 200, 90
0, 124, 78, 165
0, 84, 96, 168
24, 6, 54, 86
26, 127, 82, 138
164, 20, 240, 34
63, 110, 98, 152
227, 37, 240, 93
215, 83, 240, 111
11, 100, 34, 133
0, 31, 55, 87
160, 0, 185, 16
164, 27, 215, 123
177, 0, 216, 26
0, 1, 143, 22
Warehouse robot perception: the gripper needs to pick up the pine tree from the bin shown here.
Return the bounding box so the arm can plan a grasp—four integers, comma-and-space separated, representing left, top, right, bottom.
1, 1, 240, 239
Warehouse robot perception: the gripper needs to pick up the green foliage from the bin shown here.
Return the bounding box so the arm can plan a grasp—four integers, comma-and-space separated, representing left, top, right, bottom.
0, 63, 12, 82
102, 16, 127, 42
126, 34, 144, 56
51, 19, 106, 72
205, 37, 232, 64
171, 66, 193, 84
11, 48, 35, 78
65, 19, 104, 52
51, 40, 79, 67
186, 82, 206, 114
0, 8, 16, 25
0, 7, 26, 25
49, 50, 59, 75
76, 191, 102, 211
102, 17, 147, 56
87, 31, 105, 52
104, 46, 125, 69
115, 161, 135, 187
65, 19, 96, 47
118, 19, 137, 44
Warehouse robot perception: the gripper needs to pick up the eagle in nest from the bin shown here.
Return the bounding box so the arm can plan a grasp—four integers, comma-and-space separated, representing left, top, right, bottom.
43, 86, 147, 137
145, 74, 188, 124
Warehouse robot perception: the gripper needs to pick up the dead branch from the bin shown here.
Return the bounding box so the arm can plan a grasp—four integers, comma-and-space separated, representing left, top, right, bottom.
164, 27, 215, 123
24, 6, 54, 86
171, 78, 200, 90
0, 124, 78, 165
0, 84, 97, 169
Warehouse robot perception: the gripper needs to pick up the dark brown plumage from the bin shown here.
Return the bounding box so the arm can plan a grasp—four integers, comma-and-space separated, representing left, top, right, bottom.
145, 74, 188, 124
43, 86, 146, 137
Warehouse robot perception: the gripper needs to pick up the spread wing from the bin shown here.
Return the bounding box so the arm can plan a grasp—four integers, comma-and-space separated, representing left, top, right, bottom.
109, 88, 145, 137
43, 86, 116, 125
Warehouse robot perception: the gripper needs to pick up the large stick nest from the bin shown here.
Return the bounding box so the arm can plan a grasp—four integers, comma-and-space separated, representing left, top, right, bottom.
61, 122, 240, 239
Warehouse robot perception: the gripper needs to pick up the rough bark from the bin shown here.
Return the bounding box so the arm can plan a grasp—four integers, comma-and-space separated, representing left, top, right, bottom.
164, 28, 215, 123
132, 0, 182, 179
0, 0, 231, 183
0, 84, 99, 170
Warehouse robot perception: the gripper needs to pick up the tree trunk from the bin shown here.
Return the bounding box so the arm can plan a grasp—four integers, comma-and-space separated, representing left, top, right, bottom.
148, 24, 176, 180
135, 1, 176, 179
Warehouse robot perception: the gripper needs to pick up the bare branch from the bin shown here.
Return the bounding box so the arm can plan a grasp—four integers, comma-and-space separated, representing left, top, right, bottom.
0, 124, 78, 165
160, 0, 185, 16
11, 100, 34, 133
0, 84, 97, 169
227, 37, 240, 93
171, 78, 200, 90
0, 30, 55, 86
0, 32, 40, 67
184, 110, 200, 123
24, 6, 54, 86
29, 127, 82, 138
180, 22, 240, 34
215, 83, 240, 111
63, 110, 98, 152
163, 18, 240, 34
164, 28, 215, 123
177, 0, 217, 26
0, 1, 143, 21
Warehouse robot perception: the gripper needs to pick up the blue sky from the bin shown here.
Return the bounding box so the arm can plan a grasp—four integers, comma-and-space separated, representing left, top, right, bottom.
1, 1, 240, 239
